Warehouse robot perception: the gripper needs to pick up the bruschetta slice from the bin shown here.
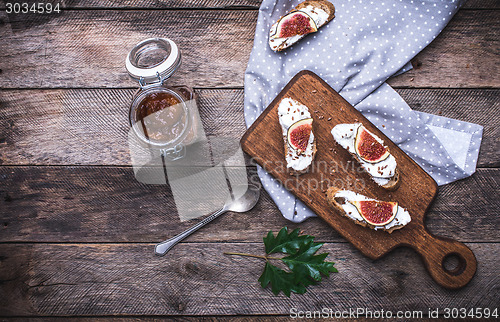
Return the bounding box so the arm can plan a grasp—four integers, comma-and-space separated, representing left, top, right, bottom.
326, 187, 411, 233
331, 123, 400, 190
278, 97, 317, 175
269, 0, 335, 52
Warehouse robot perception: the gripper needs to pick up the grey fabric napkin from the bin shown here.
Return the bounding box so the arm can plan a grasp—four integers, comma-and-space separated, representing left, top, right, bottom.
243, 0, 483, 223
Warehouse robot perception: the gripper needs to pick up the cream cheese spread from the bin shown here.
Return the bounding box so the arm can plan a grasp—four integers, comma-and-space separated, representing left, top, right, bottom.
333, 190, 411, 231
331, 123, 397, 186
278, 97, 314, 172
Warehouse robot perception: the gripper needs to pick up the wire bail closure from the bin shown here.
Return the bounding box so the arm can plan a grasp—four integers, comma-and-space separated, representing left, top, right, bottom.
126, 38, 181, 88
139, 72, 164, 89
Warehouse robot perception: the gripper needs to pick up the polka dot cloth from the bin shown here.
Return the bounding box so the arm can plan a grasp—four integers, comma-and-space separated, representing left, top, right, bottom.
244, 0, 483, 223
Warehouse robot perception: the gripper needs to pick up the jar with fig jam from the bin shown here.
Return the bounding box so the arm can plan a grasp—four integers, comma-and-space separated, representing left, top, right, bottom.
126, 38, 203, 161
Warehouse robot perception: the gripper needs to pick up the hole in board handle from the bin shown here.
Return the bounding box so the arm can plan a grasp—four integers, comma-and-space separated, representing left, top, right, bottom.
442, 252, 466, 276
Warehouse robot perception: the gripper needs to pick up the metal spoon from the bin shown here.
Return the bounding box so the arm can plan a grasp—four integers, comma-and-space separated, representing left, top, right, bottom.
154, 184, 260, 256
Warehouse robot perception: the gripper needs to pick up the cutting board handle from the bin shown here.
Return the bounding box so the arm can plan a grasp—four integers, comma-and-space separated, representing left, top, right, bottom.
411, 227, 477, 289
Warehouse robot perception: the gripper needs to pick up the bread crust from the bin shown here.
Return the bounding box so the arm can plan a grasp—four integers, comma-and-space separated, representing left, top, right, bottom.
381, 168, 400, 191
326, 187, 406, 233
295, 0, 335, 21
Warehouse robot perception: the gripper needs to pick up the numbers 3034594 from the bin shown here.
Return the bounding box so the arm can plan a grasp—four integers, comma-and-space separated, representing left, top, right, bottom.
5, 2, 61, 14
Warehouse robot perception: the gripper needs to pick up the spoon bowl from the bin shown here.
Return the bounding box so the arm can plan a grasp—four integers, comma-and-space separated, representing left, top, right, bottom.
226, 184, 260, 212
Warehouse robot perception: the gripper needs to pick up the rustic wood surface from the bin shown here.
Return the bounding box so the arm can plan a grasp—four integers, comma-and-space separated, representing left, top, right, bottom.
0, 0, 494, 9
0, 0, 499, 318
0, 167, 498, 242
0, 9, 499, 89
0, 88, 498, 166
0, 243, 498, 316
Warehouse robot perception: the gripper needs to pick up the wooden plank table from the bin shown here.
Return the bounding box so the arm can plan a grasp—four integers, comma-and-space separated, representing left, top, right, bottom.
0, 0, 499, 319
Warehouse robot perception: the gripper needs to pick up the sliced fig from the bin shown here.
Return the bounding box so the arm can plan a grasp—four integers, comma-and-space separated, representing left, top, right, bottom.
351, 200, 398, 226
275, 11, 317, 38
354, 126, 390, 163
287, 118, 313, 153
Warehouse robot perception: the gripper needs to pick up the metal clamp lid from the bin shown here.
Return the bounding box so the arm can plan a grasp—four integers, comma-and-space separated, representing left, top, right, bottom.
125, 38, 181, 87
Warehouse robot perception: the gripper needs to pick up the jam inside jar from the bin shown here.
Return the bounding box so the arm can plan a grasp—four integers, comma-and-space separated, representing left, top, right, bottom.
126, 38, 201, 151
136, 92, 184, 144
131, 87, 191, 146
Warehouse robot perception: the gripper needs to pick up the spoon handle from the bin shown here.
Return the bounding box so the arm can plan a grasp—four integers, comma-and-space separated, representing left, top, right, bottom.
154, 207, 226, 256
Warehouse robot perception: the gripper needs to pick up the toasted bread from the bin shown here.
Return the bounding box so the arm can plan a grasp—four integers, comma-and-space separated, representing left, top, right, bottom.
295, 0, 335, 19
381, 169, 400, 191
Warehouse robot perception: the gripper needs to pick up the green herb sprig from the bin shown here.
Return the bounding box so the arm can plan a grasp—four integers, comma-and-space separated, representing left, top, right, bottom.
225, 227, 338, 296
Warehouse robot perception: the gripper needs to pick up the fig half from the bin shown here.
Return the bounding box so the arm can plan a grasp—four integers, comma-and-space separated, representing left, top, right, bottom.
351, 200, 398, 226
275, 11, 317, 38
354, 126, 390, 163
287, 118, 313, 153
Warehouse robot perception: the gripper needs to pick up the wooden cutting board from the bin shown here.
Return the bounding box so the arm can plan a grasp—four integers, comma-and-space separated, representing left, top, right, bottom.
241, 71, 476, 289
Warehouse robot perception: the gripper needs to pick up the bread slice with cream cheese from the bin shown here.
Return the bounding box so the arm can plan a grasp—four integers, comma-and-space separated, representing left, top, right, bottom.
278, 97, 316, 175
331, 123, 400, 190
269, 0, 335, 52
326, 187, 411, 233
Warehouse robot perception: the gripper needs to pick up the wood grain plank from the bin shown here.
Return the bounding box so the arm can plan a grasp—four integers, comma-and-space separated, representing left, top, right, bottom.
0, 243, 497, 316
0, 88, 247, 165
0, 166, 498, 243
0, 10, 257, 89
463, 0, 500, 9
0, 0, 261, 9
0, 318, 385, 322
0, 318, 489, 322
1, 88, 497, 166
0, 10, 498, 89
0, 317, 494, 322
0, 0, 494, 9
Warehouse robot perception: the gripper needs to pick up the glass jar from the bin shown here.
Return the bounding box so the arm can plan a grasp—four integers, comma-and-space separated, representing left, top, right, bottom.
125, 38, 248, 222
126, 38, 202, 160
